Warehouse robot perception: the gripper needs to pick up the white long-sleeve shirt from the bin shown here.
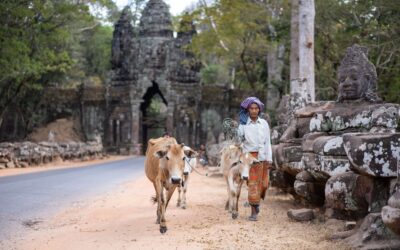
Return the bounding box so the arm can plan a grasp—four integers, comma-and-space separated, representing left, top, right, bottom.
237, 117, 273, 162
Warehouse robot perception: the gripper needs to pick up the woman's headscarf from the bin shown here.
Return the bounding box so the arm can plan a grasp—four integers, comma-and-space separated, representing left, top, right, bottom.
239, 97, 265, 125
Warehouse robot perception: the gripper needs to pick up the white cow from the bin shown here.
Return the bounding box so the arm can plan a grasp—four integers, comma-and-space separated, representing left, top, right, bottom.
221, 144, 259, 219
177, 146, 197, 209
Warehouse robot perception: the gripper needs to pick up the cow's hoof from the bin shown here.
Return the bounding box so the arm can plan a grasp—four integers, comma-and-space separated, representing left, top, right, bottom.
176, 202, 180, 207
160, 226, 167, 234
232, 213, 238, 219
181, 205, 186, 209
156, 218, 160, 224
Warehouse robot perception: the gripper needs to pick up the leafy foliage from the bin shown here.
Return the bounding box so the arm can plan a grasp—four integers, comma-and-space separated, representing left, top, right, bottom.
188, 0, 399, 103
188, 0, 290, 90
0, 0, 116, 134
1, 0, 399, 140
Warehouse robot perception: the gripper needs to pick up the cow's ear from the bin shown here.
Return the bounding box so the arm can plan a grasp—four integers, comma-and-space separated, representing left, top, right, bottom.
184, 149, 198, 158
154, 150, 168, 159
149, 139, 156, 146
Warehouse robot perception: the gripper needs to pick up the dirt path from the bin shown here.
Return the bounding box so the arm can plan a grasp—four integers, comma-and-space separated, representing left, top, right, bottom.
7, 167, 350, 250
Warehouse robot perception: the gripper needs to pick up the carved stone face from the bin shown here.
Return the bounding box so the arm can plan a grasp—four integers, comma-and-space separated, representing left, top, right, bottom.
338, 66, 366, 100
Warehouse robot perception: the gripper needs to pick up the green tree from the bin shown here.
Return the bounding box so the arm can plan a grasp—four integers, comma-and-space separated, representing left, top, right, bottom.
82, 25, 113, 78
190, 0, 281, 90
0, 0, 116, 132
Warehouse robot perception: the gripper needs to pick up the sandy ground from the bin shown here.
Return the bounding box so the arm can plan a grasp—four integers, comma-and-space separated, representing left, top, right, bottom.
3, 165, 351, 250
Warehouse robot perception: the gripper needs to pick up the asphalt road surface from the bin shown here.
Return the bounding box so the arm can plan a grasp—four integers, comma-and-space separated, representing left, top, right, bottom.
0, 156, 145, 242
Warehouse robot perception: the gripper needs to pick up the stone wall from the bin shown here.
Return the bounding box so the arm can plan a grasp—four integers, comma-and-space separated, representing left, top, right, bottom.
271, 44, 400, 248
0, 141, 104, 169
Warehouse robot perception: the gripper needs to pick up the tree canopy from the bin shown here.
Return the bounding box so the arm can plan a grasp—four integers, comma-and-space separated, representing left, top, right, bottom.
0, 0, 399, 138
189, 0, 290, 91
186, 0, 400, 103
0, 0, 117, 130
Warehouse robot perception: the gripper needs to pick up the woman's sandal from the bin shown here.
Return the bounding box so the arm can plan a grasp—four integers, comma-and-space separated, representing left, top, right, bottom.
248, 214, 258, 221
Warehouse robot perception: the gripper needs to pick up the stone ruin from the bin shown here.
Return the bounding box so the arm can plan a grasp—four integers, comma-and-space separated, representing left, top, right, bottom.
0, 141, 104, 170
106, 0, 202, 154
272, 44, 400, 248
104, 0, 265, 153
0, 0, 267, 157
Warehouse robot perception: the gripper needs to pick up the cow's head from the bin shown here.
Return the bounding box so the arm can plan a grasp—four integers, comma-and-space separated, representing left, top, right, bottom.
182, 146, 197, 175
237, 152, 259, 181
155, 143, 196, 185
223, 144, 242, 163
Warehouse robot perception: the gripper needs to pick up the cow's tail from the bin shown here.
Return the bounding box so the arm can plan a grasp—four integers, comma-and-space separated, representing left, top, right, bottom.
151, 196, 157, 204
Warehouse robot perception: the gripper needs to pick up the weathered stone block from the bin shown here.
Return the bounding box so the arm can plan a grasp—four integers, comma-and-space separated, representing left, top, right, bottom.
302, 132, 328, 152
272, 143, 291, 167
345, 213, 400, 249
296, 117, 312, 138
382, 205, 400, 235
20, 162, 29, 168
286, 161, 305, 175
294, 180, 325, 205
388, 189, 400, 209
294, 180, 313, 198
0, 157, 9, 163
6, 162, 15, 168
390, 179, 399, 195
382, 188, 400, 236
370, 105, 399, 132
317, 155, 351, 176
303, 152, 350, 177
287, 208, 315, 222
283, 146, 303, 162
296, 170, 314, 182
309, 103, 400, 133
270, 169, 296, 196
312, 136, 347, 156
325, 172, 373, 218
343, 133, 400, 177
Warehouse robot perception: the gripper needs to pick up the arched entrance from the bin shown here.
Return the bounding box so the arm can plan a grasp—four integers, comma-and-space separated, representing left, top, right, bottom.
140, 81, 168, 153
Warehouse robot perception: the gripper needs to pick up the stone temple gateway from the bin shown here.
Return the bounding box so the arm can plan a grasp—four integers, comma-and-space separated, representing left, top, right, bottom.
106, 0, 201, 154
0, 0, 261, 153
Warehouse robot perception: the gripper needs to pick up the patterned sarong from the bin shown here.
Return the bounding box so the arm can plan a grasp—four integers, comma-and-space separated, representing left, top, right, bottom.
248, 152, 270, 205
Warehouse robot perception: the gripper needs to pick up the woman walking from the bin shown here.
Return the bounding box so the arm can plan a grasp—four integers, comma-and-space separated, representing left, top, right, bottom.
238, 97, 273, 221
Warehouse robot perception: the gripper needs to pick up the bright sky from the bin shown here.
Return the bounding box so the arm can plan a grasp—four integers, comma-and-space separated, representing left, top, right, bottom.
114, 0, 198, 15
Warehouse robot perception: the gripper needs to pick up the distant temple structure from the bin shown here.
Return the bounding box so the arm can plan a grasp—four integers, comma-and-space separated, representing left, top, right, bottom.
106, 0, 201, 153
0, 0, 264, 154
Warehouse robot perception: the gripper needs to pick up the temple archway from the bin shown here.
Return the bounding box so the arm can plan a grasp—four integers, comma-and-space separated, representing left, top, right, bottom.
140, 81, 168, 153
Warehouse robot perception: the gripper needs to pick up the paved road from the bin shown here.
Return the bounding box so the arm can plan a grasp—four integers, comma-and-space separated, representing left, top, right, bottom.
0, 157, 145, 241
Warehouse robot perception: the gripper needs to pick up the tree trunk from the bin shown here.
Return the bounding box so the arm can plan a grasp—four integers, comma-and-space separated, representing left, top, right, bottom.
290, 0, 315, 103
266, 43, 285, 110
290, 0, 299, 83
240, 49, 256, 90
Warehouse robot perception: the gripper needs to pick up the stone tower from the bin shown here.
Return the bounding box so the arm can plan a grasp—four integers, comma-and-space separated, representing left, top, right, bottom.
106, 1, 201, 154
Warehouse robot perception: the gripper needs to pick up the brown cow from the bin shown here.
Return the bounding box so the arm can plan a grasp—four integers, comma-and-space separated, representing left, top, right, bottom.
145, 137, 195, 233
